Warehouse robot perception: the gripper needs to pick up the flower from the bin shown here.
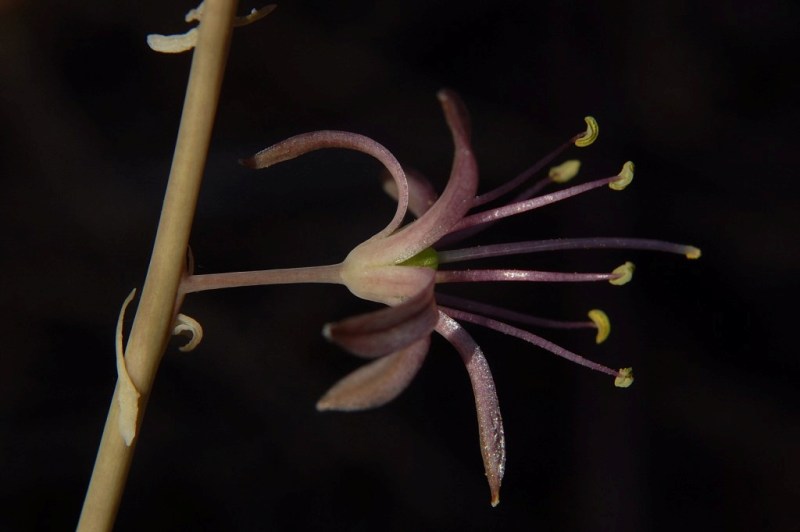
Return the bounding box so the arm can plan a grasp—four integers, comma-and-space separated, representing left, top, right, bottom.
181, 90, 700, 506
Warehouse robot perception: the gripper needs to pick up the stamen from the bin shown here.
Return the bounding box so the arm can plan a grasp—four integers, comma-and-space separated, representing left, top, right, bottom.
438, 237, 703, 264
440, 306, 627, 383
473, 139, 574, 206
614, 367, 634, 388
610, 161, 634, 191
685, 247, 702, 259
474, 115, 595, 207
587, 309, 611, 344
436, 269, 624, 284
609, 262, 635, 285
452, 175, 620, 232
437, 293, 600, 332
548, 160, 581, 183
574, 116, 599, 147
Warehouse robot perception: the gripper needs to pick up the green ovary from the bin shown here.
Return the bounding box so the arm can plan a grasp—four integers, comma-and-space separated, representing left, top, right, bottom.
398, 247, 439, 269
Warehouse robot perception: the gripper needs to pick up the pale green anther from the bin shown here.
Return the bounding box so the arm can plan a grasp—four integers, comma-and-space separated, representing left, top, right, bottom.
398, 247, 439, 269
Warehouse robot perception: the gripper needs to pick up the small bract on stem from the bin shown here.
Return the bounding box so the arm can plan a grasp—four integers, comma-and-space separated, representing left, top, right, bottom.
174, 89, 699, 506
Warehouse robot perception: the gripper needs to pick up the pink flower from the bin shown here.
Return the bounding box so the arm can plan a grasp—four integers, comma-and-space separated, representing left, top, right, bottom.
181, 90, 699, 506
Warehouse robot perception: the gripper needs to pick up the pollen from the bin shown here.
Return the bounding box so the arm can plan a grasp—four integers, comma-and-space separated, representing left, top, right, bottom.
614, 367, 634, 388
588, 309, 611, 344
610, 161, 634, 191
548, 160, 581, 183
575, 116, 599, 147
685, 246, 702, 259
609, 261, 635, 285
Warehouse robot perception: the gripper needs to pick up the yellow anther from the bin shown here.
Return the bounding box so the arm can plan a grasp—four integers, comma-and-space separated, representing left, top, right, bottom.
610, 161, 634, 190
588, 309, 611, 344
549, 160, 581, 183
614, 367, 634, 388
575, 116, 599, 147
685, 246, 702, 259
609, 261, 635, 285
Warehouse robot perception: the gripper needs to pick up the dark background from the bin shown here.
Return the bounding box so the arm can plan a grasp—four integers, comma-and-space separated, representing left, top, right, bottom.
1, 1, 797, 530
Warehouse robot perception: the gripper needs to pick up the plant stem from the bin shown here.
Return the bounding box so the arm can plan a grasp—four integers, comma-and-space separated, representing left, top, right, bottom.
77, 1, 238, 530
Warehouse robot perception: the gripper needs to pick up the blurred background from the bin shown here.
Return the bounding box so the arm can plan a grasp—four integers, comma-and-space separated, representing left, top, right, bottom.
1, 1, 797, 530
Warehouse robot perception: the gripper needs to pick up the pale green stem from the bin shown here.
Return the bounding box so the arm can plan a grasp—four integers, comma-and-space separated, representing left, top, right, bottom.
77, 1, 238, 530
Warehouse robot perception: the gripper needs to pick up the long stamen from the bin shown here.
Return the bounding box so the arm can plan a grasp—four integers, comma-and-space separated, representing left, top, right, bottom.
473, 139, 574, 206
438, 237, 702, 264
473, 116, 597, 206
439, 306, 630, 384
511, 159, 582, 201
436, 265, 630, 284
436, 293, 598, 331
437, 159, 582, 248
451, 174, 622, 233
181, 264, 343, 293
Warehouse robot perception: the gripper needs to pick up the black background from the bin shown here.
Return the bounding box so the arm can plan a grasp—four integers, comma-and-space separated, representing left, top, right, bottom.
1, 1, 798, 530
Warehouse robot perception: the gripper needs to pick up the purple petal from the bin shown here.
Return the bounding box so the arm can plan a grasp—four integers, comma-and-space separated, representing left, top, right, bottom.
323, 280, 438, 358
340, 258, 436, 307
241, 130, 409, 238
381, 167, 438, 219
436, 311, 505, 507
361, 90, 479, 264
316, 337, 430, 411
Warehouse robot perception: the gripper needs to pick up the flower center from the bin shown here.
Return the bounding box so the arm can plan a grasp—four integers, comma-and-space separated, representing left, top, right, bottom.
398, 247, 440, 269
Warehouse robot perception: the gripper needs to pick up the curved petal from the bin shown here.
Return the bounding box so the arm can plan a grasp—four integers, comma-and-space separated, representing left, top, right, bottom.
436, 311, 505, 507
316, 336, 431, 411
359, 90, 480, 264
323, 279, 438, 358
242, 130, 409, 238
381, 167, 438, 219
